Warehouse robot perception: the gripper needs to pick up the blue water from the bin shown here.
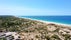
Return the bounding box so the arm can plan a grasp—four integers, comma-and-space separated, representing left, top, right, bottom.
20, 16, 71, 25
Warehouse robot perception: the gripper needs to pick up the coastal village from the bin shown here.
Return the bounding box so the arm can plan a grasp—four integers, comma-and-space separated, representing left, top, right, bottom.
0, 16, 71, 40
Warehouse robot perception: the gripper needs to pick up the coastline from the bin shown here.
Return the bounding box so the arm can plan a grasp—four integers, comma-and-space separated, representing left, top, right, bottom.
1, 16, 71, 40
18, 16, 71, 27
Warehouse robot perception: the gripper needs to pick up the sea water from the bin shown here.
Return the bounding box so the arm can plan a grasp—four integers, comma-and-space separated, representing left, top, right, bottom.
20, 16, 71, 25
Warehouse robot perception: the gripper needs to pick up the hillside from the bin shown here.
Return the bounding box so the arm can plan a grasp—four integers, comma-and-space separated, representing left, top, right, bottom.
0, 16, 71, 40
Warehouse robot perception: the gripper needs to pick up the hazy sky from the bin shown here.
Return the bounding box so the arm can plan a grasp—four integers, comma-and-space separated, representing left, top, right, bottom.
0, 0, 71, 16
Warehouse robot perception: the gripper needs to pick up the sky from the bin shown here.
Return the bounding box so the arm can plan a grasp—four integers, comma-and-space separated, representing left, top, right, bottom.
0, 0, 71, 16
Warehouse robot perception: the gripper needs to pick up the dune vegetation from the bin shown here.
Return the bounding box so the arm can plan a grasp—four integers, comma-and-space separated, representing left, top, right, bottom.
0, 16, 71, 40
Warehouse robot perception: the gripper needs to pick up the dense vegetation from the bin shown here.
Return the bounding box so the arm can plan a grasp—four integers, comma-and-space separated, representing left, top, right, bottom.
0, 16, 71, 40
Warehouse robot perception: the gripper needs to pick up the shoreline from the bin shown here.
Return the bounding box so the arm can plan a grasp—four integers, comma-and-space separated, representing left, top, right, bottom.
18, 16, 71, 27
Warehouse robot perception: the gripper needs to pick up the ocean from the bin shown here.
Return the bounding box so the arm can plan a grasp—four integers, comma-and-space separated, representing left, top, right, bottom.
19, 16, 71, 25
